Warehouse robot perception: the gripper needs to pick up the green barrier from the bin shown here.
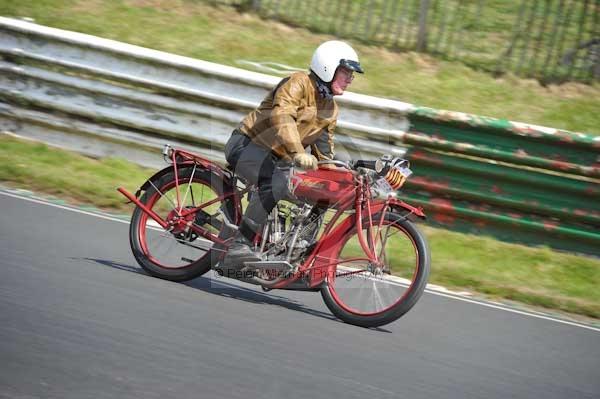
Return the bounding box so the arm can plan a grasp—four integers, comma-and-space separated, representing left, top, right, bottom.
404, 194, 600, 256
410, 107, 600, 177
398, 108, 600, 256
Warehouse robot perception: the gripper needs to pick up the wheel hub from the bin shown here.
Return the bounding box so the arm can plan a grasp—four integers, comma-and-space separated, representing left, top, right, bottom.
367, 262, 386, 276
166, 207, 197, 237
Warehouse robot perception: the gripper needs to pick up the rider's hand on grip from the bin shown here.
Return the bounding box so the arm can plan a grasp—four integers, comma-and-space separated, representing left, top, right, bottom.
319, 162, 337, 170
293, 153, 318, 170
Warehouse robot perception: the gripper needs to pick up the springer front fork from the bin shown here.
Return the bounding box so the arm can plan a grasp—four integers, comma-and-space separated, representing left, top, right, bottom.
355, 175, 390, 265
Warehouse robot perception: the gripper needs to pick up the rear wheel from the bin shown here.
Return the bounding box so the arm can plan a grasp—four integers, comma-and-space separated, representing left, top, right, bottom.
129, 166, 238, 281
321, 213, 430, 328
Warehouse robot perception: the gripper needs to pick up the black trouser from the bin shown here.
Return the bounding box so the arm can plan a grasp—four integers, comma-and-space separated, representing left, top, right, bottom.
224, 130, 291, 241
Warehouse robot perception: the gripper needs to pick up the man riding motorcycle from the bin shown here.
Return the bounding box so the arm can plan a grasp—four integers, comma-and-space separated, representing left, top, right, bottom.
222, 40, 364, 267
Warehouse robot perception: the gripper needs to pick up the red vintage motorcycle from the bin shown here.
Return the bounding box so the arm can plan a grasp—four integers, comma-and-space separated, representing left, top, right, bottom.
118, 145, 430, 328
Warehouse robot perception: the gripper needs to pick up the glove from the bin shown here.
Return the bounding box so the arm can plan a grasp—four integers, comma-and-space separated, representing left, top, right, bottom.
293, 153, 318, 170
319, 162, 337, 170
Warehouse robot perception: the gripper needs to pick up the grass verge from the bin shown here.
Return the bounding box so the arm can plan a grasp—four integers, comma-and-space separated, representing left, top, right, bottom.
0, 135, 150, 211
2, 134, 599, 320
0, 0, 599, 135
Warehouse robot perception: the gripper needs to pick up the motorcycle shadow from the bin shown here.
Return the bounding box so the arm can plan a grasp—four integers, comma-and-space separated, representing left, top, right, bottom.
81, 257, 340, 324
184, 276, 340, 323
189, 277, 392, 332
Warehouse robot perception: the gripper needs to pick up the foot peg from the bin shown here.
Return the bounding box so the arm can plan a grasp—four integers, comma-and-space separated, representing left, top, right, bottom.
243, 260, 294, 273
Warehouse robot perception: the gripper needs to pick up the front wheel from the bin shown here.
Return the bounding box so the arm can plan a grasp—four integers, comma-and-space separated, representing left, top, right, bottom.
321, 213, 430, 328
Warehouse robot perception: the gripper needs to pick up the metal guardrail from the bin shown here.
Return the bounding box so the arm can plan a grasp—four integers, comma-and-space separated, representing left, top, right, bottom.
0, 18, 410, 165
0, 17, 599, 256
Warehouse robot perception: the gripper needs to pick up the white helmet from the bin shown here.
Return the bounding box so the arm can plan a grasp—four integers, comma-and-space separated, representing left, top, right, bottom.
310, 40, 364, 83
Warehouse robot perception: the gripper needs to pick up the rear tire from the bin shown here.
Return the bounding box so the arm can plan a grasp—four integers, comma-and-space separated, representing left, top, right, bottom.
129, 167, 237, 282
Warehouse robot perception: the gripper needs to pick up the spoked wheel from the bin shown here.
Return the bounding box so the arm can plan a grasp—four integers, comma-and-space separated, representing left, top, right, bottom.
129, 166, 238, 281
321, 212, 430, 328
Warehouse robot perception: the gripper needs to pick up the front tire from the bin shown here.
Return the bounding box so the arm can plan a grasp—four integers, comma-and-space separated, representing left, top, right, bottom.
321, 213, 430, 328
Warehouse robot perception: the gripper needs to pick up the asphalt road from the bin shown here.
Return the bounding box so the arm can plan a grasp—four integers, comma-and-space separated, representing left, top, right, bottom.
1, 190, 599, 399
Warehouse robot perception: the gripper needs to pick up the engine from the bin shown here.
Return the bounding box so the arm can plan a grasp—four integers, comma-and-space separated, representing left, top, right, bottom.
261, 202, 324, 265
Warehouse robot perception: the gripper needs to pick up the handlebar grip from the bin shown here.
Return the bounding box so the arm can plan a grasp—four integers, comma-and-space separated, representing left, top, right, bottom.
353, 160, 378, 170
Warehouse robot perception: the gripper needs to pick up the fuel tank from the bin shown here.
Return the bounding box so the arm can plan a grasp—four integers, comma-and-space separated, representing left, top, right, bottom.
290, 167, 356, 207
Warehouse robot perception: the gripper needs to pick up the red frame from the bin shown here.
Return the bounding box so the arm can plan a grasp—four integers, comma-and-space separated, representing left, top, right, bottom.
118, 147, 425, 289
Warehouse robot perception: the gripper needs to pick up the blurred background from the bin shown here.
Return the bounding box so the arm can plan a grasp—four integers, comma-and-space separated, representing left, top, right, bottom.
218, 0, 600, 84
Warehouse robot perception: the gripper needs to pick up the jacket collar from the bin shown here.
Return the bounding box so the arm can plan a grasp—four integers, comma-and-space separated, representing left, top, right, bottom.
310, 71, 333, 100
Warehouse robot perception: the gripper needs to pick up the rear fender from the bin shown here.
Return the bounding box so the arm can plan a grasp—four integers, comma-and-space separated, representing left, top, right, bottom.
136, 162, 193, 197
135, 162, 234, 197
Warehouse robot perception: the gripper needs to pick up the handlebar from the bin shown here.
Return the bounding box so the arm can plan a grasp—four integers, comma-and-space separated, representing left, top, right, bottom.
316, 160, 351, 169
352, 160, 381, 172
313, 159, 380, 172
298, 156, 409, 177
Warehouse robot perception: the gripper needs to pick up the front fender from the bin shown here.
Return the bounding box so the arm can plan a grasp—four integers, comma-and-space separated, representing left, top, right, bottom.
388, 198, 426, 220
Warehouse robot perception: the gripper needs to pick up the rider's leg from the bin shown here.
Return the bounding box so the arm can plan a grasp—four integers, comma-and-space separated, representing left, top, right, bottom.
240, 158, 290, 238
223, 131, 291, 265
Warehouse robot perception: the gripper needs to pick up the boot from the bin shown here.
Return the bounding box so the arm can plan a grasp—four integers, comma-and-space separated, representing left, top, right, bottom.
223, 234, 260, 265
220, 218, 261, 270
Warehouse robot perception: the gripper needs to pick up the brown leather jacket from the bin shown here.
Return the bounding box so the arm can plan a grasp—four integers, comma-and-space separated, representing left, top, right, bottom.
239, 71, 338, 161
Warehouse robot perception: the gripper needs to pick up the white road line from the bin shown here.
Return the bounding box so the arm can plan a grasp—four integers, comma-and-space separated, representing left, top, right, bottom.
424, 289, 600, 332
0, 189, 131, 224
2, 188, 599, 333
